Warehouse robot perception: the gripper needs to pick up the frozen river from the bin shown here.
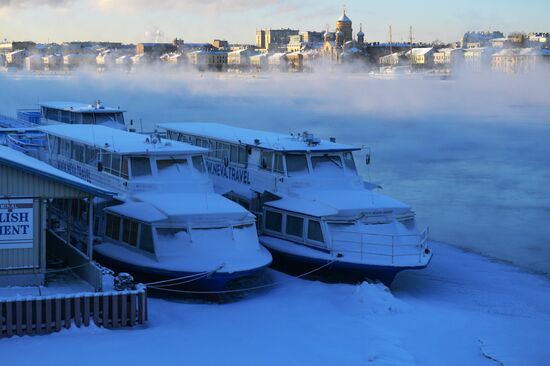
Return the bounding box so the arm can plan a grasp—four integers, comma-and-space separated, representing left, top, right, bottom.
1, 70, 549, 275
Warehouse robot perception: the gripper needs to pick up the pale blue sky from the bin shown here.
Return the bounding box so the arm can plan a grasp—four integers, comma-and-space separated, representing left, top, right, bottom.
0, 0, 547, 44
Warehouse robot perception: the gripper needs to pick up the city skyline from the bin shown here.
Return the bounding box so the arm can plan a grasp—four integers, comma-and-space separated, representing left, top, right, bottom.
0, 0, 548, 44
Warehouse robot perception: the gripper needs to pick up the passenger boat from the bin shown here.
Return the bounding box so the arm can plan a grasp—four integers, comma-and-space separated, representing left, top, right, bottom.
0, 101, 127, 158
158, 123, 432, 285
32, 124, 272, 291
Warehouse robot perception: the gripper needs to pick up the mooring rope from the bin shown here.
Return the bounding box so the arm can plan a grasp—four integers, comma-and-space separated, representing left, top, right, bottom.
147, 259, 338, 295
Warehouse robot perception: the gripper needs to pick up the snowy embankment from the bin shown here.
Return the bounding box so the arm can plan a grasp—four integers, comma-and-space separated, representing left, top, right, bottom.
2, 242, 549, 365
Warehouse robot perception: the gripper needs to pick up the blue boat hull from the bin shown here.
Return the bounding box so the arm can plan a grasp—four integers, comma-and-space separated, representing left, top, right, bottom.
93, 251, 267, 294
266, 246, 431, 287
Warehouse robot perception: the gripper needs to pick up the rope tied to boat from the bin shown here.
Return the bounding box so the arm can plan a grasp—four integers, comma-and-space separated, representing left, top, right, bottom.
147, 259, 338, 295
143, 264, 226, 287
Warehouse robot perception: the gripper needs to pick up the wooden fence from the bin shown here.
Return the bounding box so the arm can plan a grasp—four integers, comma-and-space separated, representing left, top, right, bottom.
0, 287, 147, 338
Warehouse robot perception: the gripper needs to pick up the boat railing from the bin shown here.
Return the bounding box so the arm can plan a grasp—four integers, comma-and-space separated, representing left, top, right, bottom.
330, 227, 430, 264
0, 113, 36, 128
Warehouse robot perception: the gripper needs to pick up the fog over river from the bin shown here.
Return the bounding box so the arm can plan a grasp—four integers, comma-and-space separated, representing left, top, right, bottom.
2, 70, 549, 274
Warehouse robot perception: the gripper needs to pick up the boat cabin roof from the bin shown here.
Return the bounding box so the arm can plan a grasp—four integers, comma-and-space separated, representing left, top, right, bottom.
40, 124, 208, 155
158, 122, 360, 153
39, 101, 126, 114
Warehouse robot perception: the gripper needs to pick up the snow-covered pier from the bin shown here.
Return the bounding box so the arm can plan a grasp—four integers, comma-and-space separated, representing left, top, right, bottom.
0, 285, 147, 337
0, 146, 148, 337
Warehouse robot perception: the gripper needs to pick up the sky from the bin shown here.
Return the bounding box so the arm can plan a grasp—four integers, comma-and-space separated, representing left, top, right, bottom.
0, 0, 547, 45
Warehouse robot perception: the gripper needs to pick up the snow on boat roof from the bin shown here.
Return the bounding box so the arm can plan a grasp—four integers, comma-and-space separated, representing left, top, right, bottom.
265, 197, 338, 217
265, 190, 410, 218
40, 124, 208, 155
105, 202, 168, 223
0, 145, 113, 198
39, 101, 126, 113
133, 192, 252, 223
158, 123, 360, 153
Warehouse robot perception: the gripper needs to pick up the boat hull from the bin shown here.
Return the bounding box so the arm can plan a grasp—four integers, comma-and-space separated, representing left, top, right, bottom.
265, 245, 431, 287
93, 250, 268, 294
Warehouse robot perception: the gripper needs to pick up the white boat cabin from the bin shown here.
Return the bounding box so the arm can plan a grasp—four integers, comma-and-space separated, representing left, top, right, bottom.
158, 122, 431, 270
36, 124, 270, 274
39, 124, 210, 195
39, 101, 126, 129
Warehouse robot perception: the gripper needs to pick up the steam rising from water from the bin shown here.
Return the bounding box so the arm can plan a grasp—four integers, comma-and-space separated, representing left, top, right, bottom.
1, 69, 549, 274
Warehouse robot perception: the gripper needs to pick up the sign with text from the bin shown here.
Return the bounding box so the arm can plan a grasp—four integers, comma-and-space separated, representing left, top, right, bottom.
206, 159, 251, 185
0, 199, 34, 249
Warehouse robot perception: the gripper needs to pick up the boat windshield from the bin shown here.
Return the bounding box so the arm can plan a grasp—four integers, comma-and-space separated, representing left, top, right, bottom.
285, 154, 309, 176
311, 154, 344, 172
156, 158, 189, 176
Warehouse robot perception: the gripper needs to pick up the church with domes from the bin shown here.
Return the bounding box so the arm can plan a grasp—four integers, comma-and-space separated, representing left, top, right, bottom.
321, 9, 368, 64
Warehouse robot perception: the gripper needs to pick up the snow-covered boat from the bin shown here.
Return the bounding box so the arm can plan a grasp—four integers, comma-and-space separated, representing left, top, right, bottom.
158, 123, 432, 285
0, 101, 128, 157
21, 123, 272, 291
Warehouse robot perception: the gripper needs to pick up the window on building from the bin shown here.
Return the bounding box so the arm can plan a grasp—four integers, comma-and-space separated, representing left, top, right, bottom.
285, 215, 304, 238
131, 157, 151, 177
307, 220, 324, 243
265, 210, 282, 232
285, 154, 309, 175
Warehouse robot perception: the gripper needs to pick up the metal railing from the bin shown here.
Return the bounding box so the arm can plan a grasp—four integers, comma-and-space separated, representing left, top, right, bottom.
0, 113, 36, 128
330, 227, 430, 265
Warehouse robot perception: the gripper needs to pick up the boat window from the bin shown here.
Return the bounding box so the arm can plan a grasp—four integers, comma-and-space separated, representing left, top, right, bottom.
105, 214, 121, 240
73, 143, 85, 162
122, 219, 139, 247
111, 154, 122, 176
216, 142, 229, 159
285, 154, 309, 175
85, 146, 97, 165
95, 113, 118, 125
260, 151, 273, 171
157, 228, 188, 237
285, 215, 304, 238
139, 225, 155, 254
102, 153, 112, 174
121, 157, 129, 179
307, 220, 324, 243
274, 153, 284, 174
131, 157, 152, 177
230, 145, 238, 163
192, 155, 206, 173
156, 159, 188, 175
265, 210, 282, 232
311, 154, 343, 171
60, 110, 70, 124
342, 152, 357, 173
82, 113, 94, 125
